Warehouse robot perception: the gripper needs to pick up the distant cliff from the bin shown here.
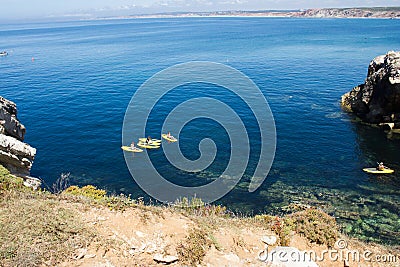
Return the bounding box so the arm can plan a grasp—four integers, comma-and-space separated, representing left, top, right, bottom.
299, 7, 400, 18
341, 51, 400, 128
0, 96, 36, 177
115, 7, 400, 19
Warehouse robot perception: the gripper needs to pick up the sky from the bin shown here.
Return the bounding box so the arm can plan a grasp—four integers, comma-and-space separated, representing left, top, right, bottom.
1, 0, 400, 20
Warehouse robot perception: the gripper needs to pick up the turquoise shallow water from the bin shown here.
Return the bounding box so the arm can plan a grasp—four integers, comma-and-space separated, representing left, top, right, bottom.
1, 17, 400, 244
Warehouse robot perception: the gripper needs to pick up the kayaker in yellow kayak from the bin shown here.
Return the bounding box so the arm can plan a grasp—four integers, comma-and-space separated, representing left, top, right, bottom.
162, 132, 177, 142
146, 136, 153, 144
377, 162, 386, 171
130, 141, 137, 149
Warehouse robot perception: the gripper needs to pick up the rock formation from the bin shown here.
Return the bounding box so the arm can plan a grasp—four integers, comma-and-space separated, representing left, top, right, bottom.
341, 51, 400, 128
0, 96, 37, 177
299, 8, 400, 18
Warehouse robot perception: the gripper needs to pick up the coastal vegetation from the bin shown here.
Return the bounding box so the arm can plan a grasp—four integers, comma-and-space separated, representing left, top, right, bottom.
1, 165, 398, 266
0, 166, 97, 267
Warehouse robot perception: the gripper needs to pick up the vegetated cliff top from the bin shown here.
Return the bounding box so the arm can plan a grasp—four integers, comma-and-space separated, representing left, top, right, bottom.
1, 165, 398, 267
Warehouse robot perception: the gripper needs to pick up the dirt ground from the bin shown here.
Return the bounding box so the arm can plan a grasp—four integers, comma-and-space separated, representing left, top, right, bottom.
58, 203, 399, 267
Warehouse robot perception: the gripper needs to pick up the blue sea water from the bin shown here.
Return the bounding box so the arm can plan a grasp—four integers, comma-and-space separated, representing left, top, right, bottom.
1, 17, 400, 244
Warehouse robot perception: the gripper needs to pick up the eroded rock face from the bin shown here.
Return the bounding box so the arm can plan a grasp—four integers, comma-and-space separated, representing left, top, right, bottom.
0, 96, 36, 176
0, 96, 26, 141
0, 134, 36, 176
342, 51, 400, 125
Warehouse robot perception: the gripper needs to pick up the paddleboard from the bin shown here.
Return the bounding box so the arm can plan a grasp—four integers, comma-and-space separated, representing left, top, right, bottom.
121, 146, 143, 153
363, 168, 394, 174
162, 134, 177, 142
137, 142, 160, 149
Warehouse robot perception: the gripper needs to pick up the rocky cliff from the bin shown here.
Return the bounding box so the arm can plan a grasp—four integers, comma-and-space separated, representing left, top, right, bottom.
109, 7, 400, 19
341, 51, 400, 128
299, 7, 400, 18
0, 96, 37, 177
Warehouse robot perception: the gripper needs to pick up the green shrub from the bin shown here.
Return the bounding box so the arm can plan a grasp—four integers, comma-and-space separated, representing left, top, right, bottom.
270, 217, 294, 246
289, 208, 338, 247
0, 165, 24, 192
174, 197, 227, 217
254, 214, 278, 224
177, 228, 212, 265
63, 185, 136, 211
175, 196, 205, 209
63, 185, 106, 200
106, 194, 135, 211
255, 209, 337, 247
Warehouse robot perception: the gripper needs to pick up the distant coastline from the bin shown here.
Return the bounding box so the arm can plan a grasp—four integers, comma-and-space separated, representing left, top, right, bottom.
94, 7, 400, 20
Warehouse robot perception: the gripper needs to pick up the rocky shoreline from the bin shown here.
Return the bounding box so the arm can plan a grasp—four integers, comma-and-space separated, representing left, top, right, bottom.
0, 96, 40, 188
341, 51, 400, 130
298, 7, 400, 18
104, 7, 400, 20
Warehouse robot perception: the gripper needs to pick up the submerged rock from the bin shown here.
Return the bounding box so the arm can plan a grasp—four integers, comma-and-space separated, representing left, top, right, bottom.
341, 51, 400, 126
0, 96, 37, 179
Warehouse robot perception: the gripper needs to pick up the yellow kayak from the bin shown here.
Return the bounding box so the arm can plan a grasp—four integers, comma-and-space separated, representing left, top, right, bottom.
137, 142, 160, 149
121, 146, 143, 153
363, 168, 394, 174
162, 134, 177, 142
138, 138, 161, 144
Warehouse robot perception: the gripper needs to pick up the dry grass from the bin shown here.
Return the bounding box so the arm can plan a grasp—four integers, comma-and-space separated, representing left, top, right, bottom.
2, 165, 396, 267
0, 166, 97, 267
176, 228, 212, 266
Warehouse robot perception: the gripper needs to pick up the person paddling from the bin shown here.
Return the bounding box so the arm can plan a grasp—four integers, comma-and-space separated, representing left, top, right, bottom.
377, 162, 386, 171
167, 132, 177, 141
130, 142, 136, 149
146, 136, 152, 144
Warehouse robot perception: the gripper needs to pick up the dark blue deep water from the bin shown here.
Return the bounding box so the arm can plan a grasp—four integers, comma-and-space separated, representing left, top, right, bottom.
1, 18, 400, 244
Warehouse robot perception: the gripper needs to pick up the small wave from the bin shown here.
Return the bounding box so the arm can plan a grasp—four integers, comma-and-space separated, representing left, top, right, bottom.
311, 104, 324, 110
325, 112, 343, 119
281, 95, 293, 102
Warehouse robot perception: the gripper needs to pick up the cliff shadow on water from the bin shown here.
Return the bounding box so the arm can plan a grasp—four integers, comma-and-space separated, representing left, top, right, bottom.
339, 111, 400, 245
354, 122, 400, 183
